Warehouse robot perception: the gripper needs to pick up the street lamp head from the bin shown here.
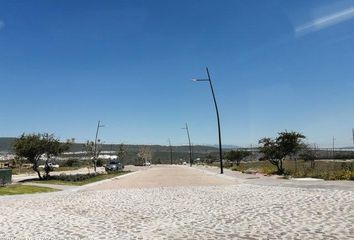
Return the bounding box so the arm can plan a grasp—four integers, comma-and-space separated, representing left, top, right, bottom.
192, 78, 209, 82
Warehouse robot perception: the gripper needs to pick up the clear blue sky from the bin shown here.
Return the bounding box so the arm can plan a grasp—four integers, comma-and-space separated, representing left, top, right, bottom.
1, 0, 354, 147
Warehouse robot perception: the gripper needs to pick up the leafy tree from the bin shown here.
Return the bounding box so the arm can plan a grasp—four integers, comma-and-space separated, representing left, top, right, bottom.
300, 144, 317, 169
42, 134, 70, 179
63, 158, 79, 167
12, 155, 27, 174
116, 143, 127, 163
259, 131, 305, 174
204, 154, 216, 164
96, 158, 104, 167
83, 140, 102, 173
14, 133, 70, 179
137, 146, 152, 165
225, 150, 251, 166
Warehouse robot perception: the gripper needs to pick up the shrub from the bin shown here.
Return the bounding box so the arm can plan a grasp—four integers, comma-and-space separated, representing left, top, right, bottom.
62, 159, 79, 167
96, 159, 104, 167
54, 173, 98, 182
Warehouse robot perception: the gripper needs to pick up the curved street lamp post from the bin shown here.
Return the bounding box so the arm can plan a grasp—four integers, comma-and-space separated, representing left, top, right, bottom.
182, 123, 192, 167
192, 67, 224, 174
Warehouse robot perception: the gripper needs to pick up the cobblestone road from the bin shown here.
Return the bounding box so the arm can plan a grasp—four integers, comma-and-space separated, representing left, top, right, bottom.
0, 166, 353, 239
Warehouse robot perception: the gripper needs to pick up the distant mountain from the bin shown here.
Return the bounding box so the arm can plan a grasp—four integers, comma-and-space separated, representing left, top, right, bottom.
338, 146, 354, 150
0, 137, 220, 164
68, 143, 218, 153
208, 144, 240, 149
0, 137, 218, 153
0, 138, 16, 152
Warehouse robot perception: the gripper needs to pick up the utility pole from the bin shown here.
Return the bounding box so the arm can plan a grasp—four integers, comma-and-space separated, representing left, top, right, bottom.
168, 138, 173, 165
332, 136, 335, 159
191, 143, 194, 163
182, 123, 192, 167
94, 120, 104, 172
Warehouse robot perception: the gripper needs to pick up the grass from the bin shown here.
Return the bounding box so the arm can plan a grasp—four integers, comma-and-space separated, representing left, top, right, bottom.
11, 168, 35, 175
0, 184, 58, 196
284, 160, 354, 180
28, 171, 130, 186
230, 161, 277, 175
228, 160, 354, 180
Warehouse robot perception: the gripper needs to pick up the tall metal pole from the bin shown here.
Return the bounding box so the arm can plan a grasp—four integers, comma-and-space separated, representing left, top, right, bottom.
206, 68, 223, 174
94, 120, 104, 172
332, 136, 335, 158
94, 121, 100, 159
168, 138, 173, 165
183, 123, 192, 167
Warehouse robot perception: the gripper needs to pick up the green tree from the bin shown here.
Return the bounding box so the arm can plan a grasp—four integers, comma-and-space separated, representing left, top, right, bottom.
225, 150, 251, 166
116, 143, 127, 163
12, 156, 26, 174
259, 131, 305, 174
43, 134, 70, 179
14, 133, 70, 179
204, 153, 216, 164
83, 140, 102, 173
137, 146, 152, 165
300, 144, 317, 169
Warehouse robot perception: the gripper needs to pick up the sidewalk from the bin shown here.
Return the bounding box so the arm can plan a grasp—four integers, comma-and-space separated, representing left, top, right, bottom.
193, 165, 354, 191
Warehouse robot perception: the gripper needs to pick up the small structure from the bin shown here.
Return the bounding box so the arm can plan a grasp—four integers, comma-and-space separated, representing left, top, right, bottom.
0, 168, 12, 185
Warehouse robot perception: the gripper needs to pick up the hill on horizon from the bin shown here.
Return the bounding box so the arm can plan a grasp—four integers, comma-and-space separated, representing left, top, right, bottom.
0, 137, 218, 154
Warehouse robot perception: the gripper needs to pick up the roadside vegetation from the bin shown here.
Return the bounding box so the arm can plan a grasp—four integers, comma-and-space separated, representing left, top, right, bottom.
218, 131, 354, 180
24, 171, 130, 186
5, 131, 354, 181
13, 133, 71, 179
0, 184, 58, 196
229, 160, 354, 180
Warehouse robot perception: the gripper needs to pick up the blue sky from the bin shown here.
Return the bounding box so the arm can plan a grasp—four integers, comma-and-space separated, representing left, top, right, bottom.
1, 0, 354, 147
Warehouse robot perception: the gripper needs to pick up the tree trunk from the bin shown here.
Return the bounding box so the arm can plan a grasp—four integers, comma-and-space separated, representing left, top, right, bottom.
31, 158, 43, 180
44, 158, 50, 180
36, 170, 42, 180
93, 159, 97, 173
294, 157, 297, 174
269, 159, 279, 174
273, 159, 284, 175
311, 159, 315, 169
279, 159, 284, 174
33, 165, 42, 180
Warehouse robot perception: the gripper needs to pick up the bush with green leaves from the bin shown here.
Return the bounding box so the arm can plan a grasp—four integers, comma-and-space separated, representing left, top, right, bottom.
55, 173, 98, 182
259, 131, 305, 174
225, 150, 251, 166
14, 133, 71, 180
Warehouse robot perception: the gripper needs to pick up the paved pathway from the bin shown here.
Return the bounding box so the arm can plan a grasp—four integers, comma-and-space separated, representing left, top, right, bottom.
0, 165, 353, 239
194, 165, 354, 191
86, 165, 234, 190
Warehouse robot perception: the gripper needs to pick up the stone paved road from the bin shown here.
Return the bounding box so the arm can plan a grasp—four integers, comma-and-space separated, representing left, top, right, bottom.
86, 165, 235, 190
0, 165, 353, 240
